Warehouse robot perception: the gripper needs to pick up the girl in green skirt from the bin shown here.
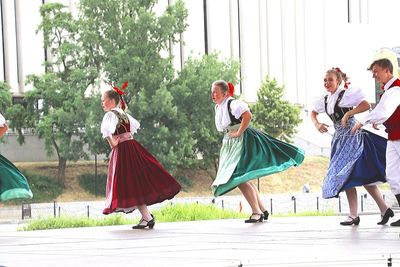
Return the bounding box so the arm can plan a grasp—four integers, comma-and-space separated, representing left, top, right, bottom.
211, 80, 304, 223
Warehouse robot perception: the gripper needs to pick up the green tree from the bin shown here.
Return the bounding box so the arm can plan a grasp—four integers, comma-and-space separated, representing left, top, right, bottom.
252, 76, 302, 142
169, 54, 240, 173
10, 3, 97, 186
0, 82, 12, 143
0, 82, 12, 113
84, 92, 110, 158
78, 0, 188, 171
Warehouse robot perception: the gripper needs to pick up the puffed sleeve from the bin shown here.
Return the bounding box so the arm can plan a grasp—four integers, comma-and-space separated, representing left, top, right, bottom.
127, 113, 140, 135
339, 87, 366, 107
100, 111, 118, 138
229, 99, 250, 119
312, 94, 326, 114
0, 113, 5, 127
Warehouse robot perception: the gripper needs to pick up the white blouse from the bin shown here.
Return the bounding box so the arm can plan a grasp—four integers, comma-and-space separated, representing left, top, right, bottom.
100, 107, 140, 138
360, 77, 400, 125
214, 97, 250, 132
313, 87, 366, 115
0, 113, 5, 127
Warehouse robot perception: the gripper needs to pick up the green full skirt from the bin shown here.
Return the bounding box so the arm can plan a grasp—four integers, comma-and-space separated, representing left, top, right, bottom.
0, 154, 33, 201
212, 127, 304, 196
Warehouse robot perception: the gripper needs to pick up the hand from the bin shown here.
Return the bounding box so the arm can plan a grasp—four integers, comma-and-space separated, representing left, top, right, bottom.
372, 123, 379, 130
228, 130, 242, 138
341, 112, 350, 128
109, 136, 119, 149
351, 122, 363, 134
315, 122, 329, 133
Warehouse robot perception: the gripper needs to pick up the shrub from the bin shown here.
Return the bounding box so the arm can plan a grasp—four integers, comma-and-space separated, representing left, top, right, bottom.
78, 173, 107, 196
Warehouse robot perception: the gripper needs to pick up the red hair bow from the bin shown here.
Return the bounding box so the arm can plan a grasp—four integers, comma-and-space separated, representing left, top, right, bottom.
228, 82, 235, 97
112, 81, 128, 95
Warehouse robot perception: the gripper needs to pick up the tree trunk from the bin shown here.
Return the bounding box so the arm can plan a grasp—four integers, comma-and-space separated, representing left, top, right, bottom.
57, 157, 67, 187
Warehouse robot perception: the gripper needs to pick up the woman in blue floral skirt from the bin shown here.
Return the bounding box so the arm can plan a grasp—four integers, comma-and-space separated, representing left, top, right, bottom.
311, 67, 393, 226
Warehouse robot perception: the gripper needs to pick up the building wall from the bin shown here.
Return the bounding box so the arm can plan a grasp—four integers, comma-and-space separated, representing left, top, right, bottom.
2, 0, 400, 103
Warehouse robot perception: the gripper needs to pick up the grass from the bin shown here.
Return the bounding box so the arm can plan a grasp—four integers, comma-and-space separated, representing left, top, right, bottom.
21, 214, 131, 231
20, 203, 335, 231
152, 203, 247, 222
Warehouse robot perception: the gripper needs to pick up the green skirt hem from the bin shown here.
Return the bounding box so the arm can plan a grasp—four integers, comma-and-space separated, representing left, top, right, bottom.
0, 189, 33, 201
213, 127, 304, 197
213, 160, 298, 197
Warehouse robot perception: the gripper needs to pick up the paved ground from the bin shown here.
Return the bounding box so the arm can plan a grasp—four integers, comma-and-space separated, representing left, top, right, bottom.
0, 214, 399, 267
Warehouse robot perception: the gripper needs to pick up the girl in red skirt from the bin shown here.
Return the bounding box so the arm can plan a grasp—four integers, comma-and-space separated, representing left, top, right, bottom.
100, 83, 181, 229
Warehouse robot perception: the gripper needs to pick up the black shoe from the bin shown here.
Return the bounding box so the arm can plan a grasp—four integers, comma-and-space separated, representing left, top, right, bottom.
340, 216, 360, 226
263, 210, 269, 221
132, 215, 155, 229
390, 219, 400, 227
245, 213, 264, 223
377, 208, 394, 225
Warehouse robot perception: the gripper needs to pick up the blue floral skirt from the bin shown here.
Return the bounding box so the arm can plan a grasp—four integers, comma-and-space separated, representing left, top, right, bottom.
322, 119, 387, 198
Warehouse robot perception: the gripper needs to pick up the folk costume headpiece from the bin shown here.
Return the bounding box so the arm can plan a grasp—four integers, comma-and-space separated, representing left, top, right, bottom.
228, 82, 235, 97
334, 67, 350, 89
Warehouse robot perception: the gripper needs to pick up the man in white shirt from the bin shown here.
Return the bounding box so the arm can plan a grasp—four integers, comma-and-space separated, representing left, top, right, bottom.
352, 58, 400, 226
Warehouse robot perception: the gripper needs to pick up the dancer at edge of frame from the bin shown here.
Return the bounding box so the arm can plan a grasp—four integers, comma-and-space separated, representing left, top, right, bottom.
0, 112, 33, 202
311, 67, 392, 226
100, 82, 181, 229
352, 58, 400, 227
211, 80, 304, 223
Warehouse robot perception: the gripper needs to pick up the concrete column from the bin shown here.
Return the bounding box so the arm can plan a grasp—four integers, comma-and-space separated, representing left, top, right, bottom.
15, 0, 24, 95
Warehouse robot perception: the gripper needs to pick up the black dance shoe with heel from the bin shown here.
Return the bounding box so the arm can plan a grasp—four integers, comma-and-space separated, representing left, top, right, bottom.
245, 213, 264, 223
377, 208, 394, 225
340, 216, 360, 226
263, 210, 269, 221
132, 215, 155, 229
390, 219, 400, 227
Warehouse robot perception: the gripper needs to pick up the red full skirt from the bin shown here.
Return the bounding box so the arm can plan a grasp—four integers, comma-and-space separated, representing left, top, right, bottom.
103, 133, 181, 215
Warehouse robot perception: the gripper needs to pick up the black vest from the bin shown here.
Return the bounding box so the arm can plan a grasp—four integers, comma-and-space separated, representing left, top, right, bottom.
227, 99, 242, 125
324, 90, 353, 123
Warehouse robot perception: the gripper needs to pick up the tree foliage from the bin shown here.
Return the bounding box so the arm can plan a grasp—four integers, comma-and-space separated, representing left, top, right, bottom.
0, 82, 12, 113
9, 3, 97, 186
251, 76, 302, 142
78, 0, 188, 171
7, 0, 242, 180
